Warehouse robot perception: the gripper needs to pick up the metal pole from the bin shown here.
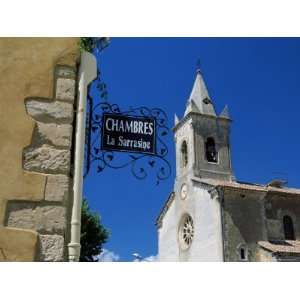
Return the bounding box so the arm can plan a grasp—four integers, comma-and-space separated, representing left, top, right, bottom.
68, 51, 97, 262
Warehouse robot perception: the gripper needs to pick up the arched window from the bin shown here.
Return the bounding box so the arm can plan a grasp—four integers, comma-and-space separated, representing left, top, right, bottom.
181, 141, 188, 168
205, 137, 218, 163
237, 244, 248, 261
240, 248, 246, 260
283, 215, 295, 240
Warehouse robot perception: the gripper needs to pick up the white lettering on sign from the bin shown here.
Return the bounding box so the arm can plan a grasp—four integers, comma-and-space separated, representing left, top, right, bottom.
118, 136, 151, 150
105, 118, 154, 135
102, 114, 156, 154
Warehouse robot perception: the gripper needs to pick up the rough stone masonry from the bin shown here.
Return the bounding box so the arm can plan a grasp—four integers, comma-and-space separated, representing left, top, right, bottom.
4, 64, 77, 261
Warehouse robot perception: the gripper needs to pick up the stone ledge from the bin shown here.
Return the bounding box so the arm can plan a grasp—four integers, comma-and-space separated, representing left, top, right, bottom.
5, 201, 66, 235
25, 98, 73, 124
23, 145, 70, 174
38, 234, 64, 262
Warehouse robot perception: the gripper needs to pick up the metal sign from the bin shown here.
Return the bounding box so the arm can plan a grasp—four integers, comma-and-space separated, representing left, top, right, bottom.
84, 60, 171, 184
101, 113, 156, 155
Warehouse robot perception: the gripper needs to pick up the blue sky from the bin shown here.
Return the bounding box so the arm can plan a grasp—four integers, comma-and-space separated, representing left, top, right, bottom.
83, 38, 300, 261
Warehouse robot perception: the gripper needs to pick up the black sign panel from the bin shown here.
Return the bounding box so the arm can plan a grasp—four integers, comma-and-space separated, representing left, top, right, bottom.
101, 113, 156, 154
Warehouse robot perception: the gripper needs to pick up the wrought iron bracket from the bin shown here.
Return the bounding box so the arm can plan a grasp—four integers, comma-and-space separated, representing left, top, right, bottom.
84, 69, 171, 185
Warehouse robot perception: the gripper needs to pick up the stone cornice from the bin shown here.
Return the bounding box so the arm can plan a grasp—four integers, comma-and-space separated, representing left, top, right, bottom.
173, 111, 231, 133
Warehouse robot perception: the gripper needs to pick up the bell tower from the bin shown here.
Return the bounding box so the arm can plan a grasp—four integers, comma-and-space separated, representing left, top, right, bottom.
174, 68, 234, 182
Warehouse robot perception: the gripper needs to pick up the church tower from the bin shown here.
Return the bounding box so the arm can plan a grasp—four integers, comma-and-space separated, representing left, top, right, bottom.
156, 68, 233, 261
157, 67, 300, 262
174, 68, 234, 183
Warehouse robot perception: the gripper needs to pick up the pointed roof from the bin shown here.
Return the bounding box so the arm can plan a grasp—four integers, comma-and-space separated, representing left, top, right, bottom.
184, 99, 200, 115
219, 105, 231, 119
184, 70, 217, 117
174, 113, 179, 126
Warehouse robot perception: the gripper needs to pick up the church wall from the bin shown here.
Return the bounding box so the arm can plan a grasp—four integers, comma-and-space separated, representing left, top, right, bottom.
158, 181, 224, 261
264, 193, 300, 241
222, 189, 267, 262
158, 197, 179, 261
222, 189, 300, 261
175, 178, 196, 262
185, 182, 223, 261
172, 181, 223, 261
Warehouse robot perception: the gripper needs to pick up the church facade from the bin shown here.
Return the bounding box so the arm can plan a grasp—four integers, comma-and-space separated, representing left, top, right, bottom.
156, 69, 300, 262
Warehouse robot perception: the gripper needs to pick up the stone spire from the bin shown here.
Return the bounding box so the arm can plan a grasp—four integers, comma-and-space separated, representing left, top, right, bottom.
219, 105, 231, 119
174, 113, 179, 126
184, 69, 217, 117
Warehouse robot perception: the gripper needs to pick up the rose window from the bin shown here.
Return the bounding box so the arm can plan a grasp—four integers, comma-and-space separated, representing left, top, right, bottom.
179, 215, 194, 250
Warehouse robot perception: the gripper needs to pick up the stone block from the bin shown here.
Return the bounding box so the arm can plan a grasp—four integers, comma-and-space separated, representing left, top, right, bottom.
39, 234, 64, 262
25, 98, 73, 123
23, 145, 70, 174
6, 202, 66, 234
45, 175, 70, 202
55, 78, 76, 102
55, 65, 76, 78
35, 122, 73, 149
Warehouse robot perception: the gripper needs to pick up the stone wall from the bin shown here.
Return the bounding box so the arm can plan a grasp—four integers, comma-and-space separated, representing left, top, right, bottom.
265, 192, 300, 241
222, 188, 300, 261
192, 114, 233, 181
222, 188, 267, 262
13, 64, 75, 261
0, 38, 79, 261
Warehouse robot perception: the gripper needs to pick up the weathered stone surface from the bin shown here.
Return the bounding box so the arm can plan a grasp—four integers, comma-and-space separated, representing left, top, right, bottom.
35, 122, 72, 149
25, 98, 73, 123
55, 78, 75, 102
45, 175, 70, 202
39, 234, 64, 262
6, 202, 66, 234
55, 65, 76, 78
266, 219, 284, 240
23, 145, 70, 174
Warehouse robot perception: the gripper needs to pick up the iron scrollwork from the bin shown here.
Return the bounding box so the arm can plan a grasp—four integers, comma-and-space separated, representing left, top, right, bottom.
84, 71, 171, 184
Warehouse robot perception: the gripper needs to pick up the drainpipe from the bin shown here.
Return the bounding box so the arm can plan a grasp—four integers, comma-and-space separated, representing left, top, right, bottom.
68, 51, 97, 262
